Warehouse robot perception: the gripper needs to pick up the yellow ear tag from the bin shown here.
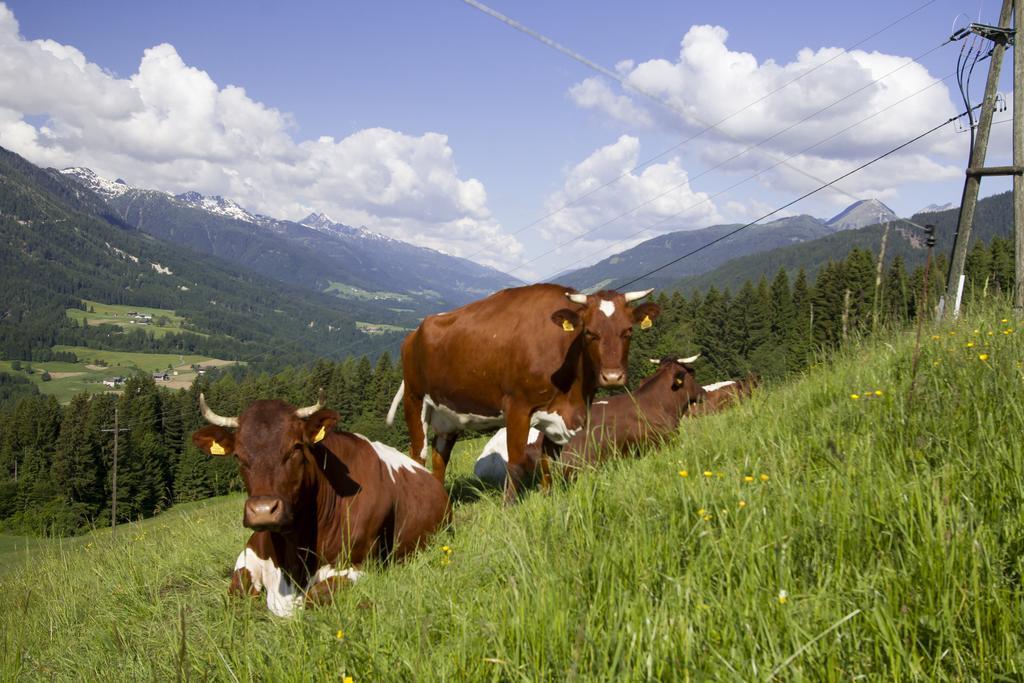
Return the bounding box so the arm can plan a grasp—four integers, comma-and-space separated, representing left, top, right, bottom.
640, 315, 653, 330
313, 425, 327, 443
562, 320, 574, 332
209, 441, 226, 455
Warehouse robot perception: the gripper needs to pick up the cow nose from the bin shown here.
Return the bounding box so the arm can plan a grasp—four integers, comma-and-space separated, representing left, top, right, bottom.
600, 369, 626, 386
244, 496, 288, 531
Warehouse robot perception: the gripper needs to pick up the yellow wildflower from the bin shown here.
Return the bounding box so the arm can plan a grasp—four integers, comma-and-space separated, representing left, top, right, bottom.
979, 354, 989, 361
966, 342, 975, 348
703, 470, 713, 478
678, 469, 689, 478
778, 589, 789, 605
973, 329, 980, 334
738, 500, 747, 509
850, 393, 860, 400
1004, 329, 1013, 335
697, 508, 706, 517
931, 335, 940, 340
949, 331, 956, 336
1002, 318, 1010, 323
336, 629, 345, 640
743, 475, 755, 483
760, 473, 770, 482
344, 677, 354, 683
874, 390, 883, 397
933, 361, 940, 366
441, 545, 452, 555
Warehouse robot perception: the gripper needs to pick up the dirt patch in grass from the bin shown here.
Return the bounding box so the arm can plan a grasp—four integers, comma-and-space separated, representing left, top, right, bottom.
47, 372, 85, 380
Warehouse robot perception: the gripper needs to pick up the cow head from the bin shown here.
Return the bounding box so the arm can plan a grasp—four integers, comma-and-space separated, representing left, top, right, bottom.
648, 354, 705, 406
552, 288, 661, 388
191, 392, 338, 533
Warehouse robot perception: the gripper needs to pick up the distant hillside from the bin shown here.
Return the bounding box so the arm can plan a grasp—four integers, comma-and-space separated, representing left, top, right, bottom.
558, 214, 837, 291
671, 191, 1013, 293
0, 146, 403, 365
61, 168, 519, 314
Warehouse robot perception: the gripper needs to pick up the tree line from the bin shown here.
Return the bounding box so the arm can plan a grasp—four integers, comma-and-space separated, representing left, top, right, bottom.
0, 236, 1013, 536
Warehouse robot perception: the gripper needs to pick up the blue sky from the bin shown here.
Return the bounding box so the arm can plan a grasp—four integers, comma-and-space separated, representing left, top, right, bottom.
1, 1, 1014, 280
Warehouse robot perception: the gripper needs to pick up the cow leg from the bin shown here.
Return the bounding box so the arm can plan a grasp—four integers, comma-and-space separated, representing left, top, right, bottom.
538, 437, 562, 494
305, 569, 362, 607
503, 405, 533, 504
228, 568, 260, 598
403, 391, 428, 465
430, 432, 458, 485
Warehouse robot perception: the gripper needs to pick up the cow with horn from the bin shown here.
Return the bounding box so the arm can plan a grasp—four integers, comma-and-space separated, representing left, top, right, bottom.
386, 283, 661, 500
192, 390, 449, 617
558, 354, 705, 476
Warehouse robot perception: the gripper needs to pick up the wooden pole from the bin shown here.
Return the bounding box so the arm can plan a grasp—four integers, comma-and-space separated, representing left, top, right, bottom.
111, 406, 119, 535
1015, 0, 1024, 312
944, 0, 1015, 319
102, 406, 127, 537
842, 288, 852, 341
873, 221, 891, 333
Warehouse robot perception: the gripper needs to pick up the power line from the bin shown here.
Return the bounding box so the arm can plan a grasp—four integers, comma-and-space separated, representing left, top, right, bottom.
614, 110, 968, 290
453, 0, 942, 266
463, 0, 948, 210
525, 72, 957, 282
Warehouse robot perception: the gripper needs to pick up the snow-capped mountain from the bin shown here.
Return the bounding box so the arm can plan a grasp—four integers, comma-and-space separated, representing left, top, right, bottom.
60, 167, 134, 200
58, 166, 519, 312
825, 198, 898, 231
298, 212, 394, 242
916, 202, 955, 215
174, 190, 263, 224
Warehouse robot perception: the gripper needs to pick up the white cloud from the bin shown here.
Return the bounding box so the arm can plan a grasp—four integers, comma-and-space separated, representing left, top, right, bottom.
524, 135, 720, 277
0, 4, 521, 267
568, 24, 965, 208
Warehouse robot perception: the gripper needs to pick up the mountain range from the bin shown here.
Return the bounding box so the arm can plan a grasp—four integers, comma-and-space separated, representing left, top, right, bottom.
557, 199, 901, 292
60, 167, 519, 317
0, 146, 404, 365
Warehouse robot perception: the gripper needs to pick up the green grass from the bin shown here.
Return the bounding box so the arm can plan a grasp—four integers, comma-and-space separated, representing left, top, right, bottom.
355, 321, 410, 335
324, 281, 412, 302
1, 348, 235, 403
66, 299, 197, 339
50, 347, 226, 373
3, 309, 1024, 680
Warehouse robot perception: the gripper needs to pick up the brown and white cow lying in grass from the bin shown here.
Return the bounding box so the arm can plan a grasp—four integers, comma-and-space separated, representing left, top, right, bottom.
192, 393, 449, 617
474, 356, 705, 485
559, 355, 705, 476
687, 374, 759, 417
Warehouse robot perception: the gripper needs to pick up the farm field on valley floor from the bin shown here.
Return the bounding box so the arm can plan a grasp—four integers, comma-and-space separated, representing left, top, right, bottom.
2, 308, 1023, 679
65, 299, 203, 339
1, 348, 237, 403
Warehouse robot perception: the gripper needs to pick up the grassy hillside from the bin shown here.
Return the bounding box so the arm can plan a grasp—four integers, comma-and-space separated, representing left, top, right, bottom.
3, 308, 1023, 680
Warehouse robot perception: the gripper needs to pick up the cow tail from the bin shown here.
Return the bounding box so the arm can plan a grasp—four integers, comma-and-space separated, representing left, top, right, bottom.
386, 381, 405, 425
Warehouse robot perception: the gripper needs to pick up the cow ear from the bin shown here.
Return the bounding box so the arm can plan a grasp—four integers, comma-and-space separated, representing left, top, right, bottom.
551, 308, 582, 333
632, 302, 661, 328
304, 409, 340, 444
192, 425, 235, 457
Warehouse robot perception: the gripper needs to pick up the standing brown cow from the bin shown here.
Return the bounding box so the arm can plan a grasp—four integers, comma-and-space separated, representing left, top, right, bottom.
559, 355, 705, 475
386, 283, 660, 499
192, 393, 449, 617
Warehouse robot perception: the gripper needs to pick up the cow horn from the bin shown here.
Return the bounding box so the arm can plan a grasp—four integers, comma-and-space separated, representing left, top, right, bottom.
623, 288, 653, 303
295, 388, 326, 418
678, 354, 701, 364
649, 358, 661, 365
565, 292, 588, 305
199, 393, 238, 428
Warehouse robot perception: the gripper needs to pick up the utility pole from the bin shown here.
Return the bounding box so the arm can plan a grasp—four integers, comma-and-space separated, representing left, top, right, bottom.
873, 219, 891, 333
944, 0, 1019, 319
101, 406, 128, 537
1015, 0, 1024, 312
